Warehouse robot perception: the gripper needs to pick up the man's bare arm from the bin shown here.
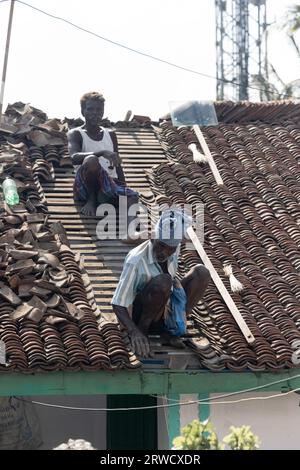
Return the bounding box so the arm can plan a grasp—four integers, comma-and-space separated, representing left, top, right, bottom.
112, 304, 150, 357
67, 129, 93, 165
109, 130, 119, 154
116, 164, 126, 183
109, 131, 126, 183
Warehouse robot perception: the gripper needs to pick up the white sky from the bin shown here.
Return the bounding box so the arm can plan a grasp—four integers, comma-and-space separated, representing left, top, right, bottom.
0, 0, 299, 121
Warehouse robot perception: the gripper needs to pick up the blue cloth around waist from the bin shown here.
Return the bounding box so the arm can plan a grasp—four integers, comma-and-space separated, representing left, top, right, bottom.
164, 284, 187, 336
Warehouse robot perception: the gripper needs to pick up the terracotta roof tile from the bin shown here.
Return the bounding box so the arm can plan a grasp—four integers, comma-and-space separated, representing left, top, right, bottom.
0, 133, 136, 372
148, 116, 300, 370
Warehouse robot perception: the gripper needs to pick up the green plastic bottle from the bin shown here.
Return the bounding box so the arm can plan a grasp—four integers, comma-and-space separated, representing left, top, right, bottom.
2, 177, 19, 206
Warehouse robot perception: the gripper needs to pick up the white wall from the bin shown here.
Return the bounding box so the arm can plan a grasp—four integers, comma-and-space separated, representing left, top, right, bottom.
31, 395, 107, 450
30, 391, 300, 450
180, 394, 199, 428
176, 392, 300, 450
211, 392, 300, 450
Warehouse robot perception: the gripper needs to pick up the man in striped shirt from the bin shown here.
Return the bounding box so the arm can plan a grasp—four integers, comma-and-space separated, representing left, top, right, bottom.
112, 211, 210, 357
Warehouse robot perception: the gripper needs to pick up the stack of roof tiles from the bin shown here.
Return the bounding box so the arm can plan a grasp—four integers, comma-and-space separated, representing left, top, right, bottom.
214, 101, 300, 124
148, 103, 300, 370
0, 133, 140, 371
160, 100, 300, 125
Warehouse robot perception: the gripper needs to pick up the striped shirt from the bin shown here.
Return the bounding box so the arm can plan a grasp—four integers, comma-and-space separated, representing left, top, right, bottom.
111, 240, 180, 312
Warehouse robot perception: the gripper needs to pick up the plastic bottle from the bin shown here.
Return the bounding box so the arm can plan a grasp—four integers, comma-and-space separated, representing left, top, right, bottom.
2, 177, 19, 206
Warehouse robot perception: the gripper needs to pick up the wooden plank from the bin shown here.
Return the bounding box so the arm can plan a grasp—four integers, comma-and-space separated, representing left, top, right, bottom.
50, 213, 147, 223
63, 234, 122, 241
116, 129, 156, 133
83, 259, 124, 265
73, 259, 122, 266
53, 159, 162, 167
121, 150, 165, 154
74, 256, 127, 263
88, 274, 120, 280
43, 181, 149, 188
43, 170, 153, 178
116, 136, 157, 139
117, 142, 158, 145
187, 226, 255, 344
53, 162, 157, 171
62, 241, 130, 248
118, 136, 157, 139
46, 178, 151, 183
50, 169, 158, 180
44, 177, 147, 185
79, 254, 129, 261
76, 247, 127, 254
45, 179, 151, 185
46, 222, 138, 230
118, 146, 162, 150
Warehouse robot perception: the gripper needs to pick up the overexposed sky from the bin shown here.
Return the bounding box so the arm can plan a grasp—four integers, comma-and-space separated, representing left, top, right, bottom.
0, 0, 299, 121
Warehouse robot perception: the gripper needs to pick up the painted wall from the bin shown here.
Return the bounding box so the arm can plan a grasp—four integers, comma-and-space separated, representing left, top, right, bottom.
35, 394, 166, 450
210, 392, 300, 450
173, 392, 300, 450
31, 395, 107, 450
24, 391, 300, 450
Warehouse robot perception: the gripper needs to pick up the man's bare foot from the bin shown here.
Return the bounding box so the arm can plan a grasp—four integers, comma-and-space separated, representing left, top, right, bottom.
80, 200, 96, 216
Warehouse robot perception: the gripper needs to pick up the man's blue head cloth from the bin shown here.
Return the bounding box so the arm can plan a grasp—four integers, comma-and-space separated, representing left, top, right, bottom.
155, 209, 192, 247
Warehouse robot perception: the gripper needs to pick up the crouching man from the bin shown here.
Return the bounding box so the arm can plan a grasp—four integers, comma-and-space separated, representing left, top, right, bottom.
111, 210, 211, 357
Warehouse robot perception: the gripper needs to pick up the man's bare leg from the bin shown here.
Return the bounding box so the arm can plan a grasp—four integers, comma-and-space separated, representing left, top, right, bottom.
181, 264, 211, 314
81, 192, 97, 216
79, 156, 102, 216
133, 274, 172, 334
133, 274, 185, 348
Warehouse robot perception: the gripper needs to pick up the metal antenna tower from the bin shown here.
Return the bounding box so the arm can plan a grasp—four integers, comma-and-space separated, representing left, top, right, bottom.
215, 0, 268, 101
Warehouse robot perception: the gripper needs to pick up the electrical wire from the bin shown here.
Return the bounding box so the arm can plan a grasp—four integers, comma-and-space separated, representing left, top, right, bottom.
15, 387, 300, 411
15, 0, 300, 100
153, 388, 300, 405
155, 386, 300, 406
153, 372, 300, 404
201, 387, 300, 405
14, 372, 300, 411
